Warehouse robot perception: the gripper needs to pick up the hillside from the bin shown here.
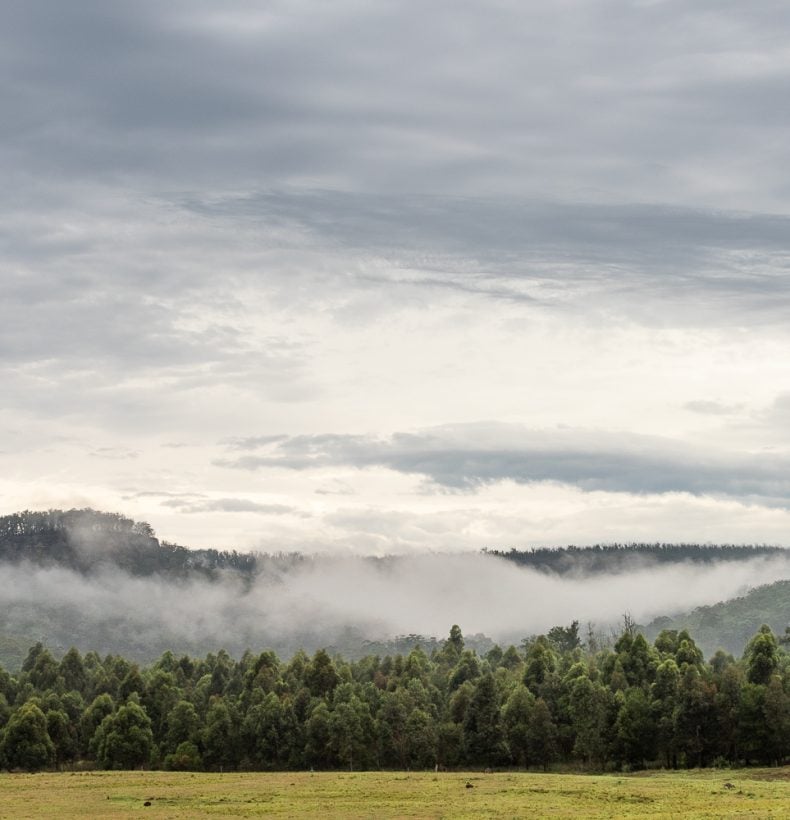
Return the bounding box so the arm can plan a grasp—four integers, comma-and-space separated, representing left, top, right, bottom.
643, 579, 790, 657
0, 509, 258, 578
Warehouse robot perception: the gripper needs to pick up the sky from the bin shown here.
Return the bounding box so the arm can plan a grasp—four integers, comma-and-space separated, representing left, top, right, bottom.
3, 0, 790, 553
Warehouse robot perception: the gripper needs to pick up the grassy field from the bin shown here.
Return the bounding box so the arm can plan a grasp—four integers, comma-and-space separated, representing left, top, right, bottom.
1, 768, 789, 818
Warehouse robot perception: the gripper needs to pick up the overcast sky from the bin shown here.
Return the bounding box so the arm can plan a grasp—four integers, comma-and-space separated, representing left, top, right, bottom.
3, 0, 790, 553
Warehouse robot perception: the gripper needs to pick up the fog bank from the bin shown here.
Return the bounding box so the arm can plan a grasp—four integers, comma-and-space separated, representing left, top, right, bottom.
2, 550, 789, 664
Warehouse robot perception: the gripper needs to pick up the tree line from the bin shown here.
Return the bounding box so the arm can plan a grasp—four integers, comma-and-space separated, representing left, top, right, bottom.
0, 509, 258, 579
3, 510, 784, 583
486, 543, 785, 574
1, 622, 788, 773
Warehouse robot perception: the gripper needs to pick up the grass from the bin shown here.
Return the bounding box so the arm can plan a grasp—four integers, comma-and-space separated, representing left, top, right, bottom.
1, 768, 789, 818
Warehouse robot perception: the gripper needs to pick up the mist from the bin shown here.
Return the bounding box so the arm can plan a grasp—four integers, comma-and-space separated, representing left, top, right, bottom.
3, 550, 790, 665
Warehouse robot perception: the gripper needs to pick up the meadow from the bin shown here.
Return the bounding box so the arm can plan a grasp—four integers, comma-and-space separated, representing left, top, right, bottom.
1, 768, 789, 818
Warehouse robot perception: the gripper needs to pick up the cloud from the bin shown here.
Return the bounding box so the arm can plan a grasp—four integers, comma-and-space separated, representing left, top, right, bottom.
187, 190, 790, 267
224, 435, 290, 451
314, 480, 356, 497
177, 190, 790, 326
89, 447, 139, 460
3, 551, 790, 661
685, 400, 743, 416
4, 1, 790, 208
161, 497, 297, 515
4, 1, 790, 549
123, 491, 205, 501
761, 393, 790, 424
218, 422, 790, 506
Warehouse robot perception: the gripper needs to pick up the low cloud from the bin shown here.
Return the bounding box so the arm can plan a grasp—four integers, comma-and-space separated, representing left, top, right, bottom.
2, 551, 789, 662
217, 422, 790, 506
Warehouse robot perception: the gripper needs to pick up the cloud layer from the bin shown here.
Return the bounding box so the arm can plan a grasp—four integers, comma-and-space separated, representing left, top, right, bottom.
4, 551, 789, 661
219, 423, 790, 505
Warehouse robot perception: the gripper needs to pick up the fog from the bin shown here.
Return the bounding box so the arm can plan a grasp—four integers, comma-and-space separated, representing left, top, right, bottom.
3, 550, 789, 664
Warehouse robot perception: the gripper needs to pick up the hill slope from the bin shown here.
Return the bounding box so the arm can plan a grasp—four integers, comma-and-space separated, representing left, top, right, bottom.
643, 579, 790, 657
0, 508, 257, 578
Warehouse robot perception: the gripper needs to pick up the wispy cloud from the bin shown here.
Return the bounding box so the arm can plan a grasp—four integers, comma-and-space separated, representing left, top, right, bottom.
685, 400, 744, 416
161, 497, 297, 516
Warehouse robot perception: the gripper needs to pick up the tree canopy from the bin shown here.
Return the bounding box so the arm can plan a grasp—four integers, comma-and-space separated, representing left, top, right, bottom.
0, 622, 788, 773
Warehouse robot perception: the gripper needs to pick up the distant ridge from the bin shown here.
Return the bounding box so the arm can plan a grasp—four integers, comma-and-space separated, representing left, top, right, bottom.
486, 543, 787, 575
0, 508, 258, 578
2, 508, 784, 579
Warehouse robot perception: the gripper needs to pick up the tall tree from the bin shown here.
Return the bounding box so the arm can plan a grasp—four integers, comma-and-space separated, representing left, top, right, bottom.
762, 674, 789, 765
405, 708, 437, 769
59, 648, 87, 696
650, 658, 679, 768
93, 700, 154, 770
304, 650, 339, 698
1, 702, 55, 771
526, 698, 558, 771
674, 666, 715, 768
502, 684, 535, 767
523, 637, 557, 695
162, 700, 200, 756
568, 674, 611, 768
80, 693, 115, 758
305, 702, 333, 768
201, 699, 239, 771
463, 672, 504, 766
744, 625, 779, 685
615, 688, 656, 769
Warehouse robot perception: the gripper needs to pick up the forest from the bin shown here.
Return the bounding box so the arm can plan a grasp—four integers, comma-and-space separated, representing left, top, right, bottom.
1, 621, 788, 773
0, 509, 258, 579
487, 543, 786, 574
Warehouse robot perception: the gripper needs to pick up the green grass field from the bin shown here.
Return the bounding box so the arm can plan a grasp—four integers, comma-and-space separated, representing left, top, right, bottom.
1, 768, 789, 818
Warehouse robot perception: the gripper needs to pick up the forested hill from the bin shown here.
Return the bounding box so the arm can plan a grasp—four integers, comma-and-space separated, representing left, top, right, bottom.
2, 509, 786, 580
487, 543, 786, 575
643, 579, 790, 657
0, 509, 257, 579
